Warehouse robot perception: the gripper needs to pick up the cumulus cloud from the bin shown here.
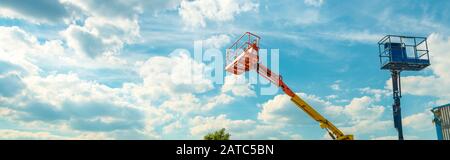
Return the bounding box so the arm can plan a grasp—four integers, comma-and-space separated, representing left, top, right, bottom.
61, 0, 140, 18
258, 92, 334, 124
162, 121, 182, 134
61, 17, 140, 58
221, 75, 256, 97
58, 0, 175, 59
136, 52, 238, 114
329, 96, 385, 121
341, 119, 392, 135
0, 26, 39, 53
258, 92, 390, 139
0, 129, 115, 140
1, 73, 146, 132
0, 26, 69, 75
0, 25, 156, 139
61, 0, 181, 18
204, 93, 234, 111
0, 0, 69, 23
179, 0, 259, 28
0, 0, 181, 25
160, 93, 202, 113
23, 73, 119, 106
0, 72, 165, 137
138, 52, 214, 97
359, 87, 390, 101
202, 34, 231, 49
403, 111, 433, 131
0, 46, 237, 139
62, 25, 109, 58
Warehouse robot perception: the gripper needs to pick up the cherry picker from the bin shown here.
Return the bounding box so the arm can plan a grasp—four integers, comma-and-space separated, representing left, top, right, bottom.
225, 32, 353, 140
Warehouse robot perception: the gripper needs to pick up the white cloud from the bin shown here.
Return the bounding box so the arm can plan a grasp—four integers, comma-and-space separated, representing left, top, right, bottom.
22, 73, 120, 106
204, 93, 234, 110
0, 129, 115, 140
61, 17, 140, 58
157, 94, 234, 129
179, 0, 258, 28
74, 132, 113, 140
0, 25, 131, 72
341, 96, 385, 121
62, 0, 180, 17
202, 34, 231, 49
257, 93, 293, 123
0, 0, 69, 23
0, 26, 68, 75
1, 71, 160, 138
325, 95, 390, 136
403, 111, 433, 131
0, 129, 65, 140
160, 93, 201, 113
304, 0, 324, 7
61, 0, 140, 18
222, 75, 255, 97
341, 119, 392, 135
0, 26, 38, 52
138, 52, 214, 97
243, 124, 304, 140
359, 87, 390, 101
0, 26, 171, 138
162, 121, 182, 134
258, 92, 334, 124
258, 91, 392, 139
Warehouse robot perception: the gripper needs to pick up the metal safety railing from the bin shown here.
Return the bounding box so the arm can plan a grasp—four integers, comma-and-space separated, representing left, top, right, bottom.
378, 35, 430, 69
226, 32, 261, 66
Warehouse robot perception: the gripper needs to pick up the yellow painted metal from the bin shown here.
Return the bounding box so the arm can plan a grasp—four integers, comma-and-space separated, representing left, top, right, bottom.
291, 95, 354, 140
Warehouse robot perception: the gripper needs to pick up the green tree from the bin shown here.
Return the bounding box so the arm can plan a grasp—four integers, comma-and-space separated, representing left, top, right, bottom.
203, 128, 230, 140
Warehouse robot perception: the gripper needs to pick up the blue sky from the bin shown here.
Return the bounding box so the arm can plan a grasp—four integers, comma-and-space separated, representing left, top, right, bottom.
0, 0, 449, 140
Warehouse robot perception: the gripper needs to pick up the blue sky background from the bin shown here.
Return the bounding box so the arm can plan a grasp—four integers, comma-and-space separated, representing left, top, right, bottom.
0, 0, 449, 139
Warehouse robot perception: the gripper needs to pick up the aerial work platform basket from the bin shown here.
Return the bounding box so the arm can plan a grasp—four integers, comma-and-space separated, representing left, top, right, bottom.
378, 35, 430, 71
225, 32, 261, 75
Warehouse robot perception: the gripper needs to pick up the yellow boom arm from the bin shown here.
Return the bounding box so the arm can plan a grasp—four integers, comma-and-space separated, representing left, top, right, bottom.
291, 95, 353, 140
255, 52, 353, 140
